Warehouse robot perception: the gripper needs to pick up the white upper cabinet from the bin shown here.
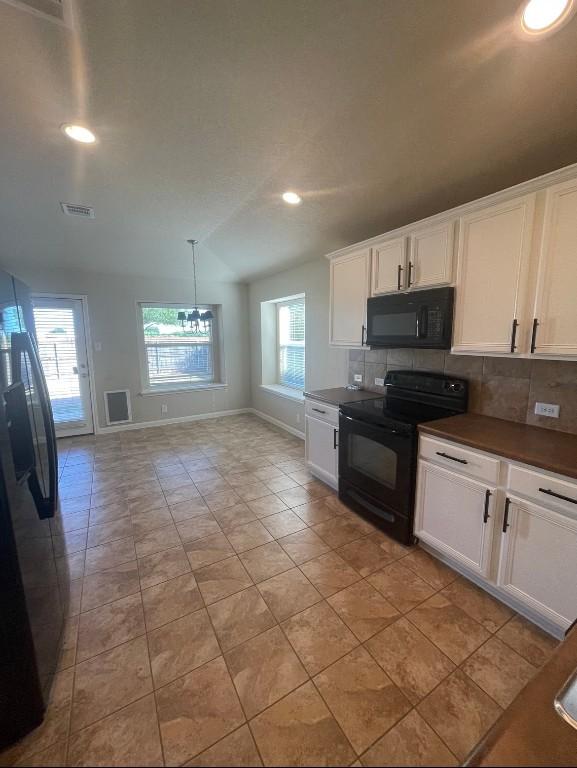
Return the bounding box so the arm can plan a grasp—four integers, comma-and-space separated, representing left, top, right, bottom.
329, 247, 370, 347
452, 195, 536, 355
371, 236, 407, 295
532, 178, 577, 357
408, 220, 454, 290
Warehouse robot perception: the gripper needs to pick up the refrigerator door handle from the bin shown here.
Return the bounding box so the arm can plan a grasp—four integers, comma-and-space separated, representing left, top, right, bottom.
4, 382, 36, 482
10, 332, 58, 519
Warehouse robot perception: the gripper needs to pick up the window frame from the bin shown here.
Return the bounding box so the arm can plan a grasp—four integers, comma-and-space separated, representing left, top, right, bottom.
136, 301, 225, 395
275, 296, 305, 392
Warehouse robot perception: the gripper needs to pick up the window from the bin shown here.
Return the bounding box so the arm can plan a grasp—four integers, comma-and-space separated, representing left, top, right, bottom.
138, 303, 222, 392
277, 297, 305, 390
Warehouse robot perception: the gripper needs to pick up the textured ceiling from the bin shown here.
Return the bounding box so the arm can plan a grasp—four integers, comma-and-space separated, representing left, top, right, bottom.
1, 0, 577, 283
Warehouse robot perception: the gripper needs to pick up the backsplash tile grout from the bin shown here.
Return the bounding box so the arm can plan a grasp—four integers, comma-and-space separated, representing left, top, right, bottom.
348, 349, 577, 435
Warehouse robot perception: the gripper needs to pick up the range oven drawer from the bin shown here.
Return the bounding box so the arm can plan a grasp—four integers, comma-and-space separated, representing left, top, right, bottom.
339, 479, 413, 545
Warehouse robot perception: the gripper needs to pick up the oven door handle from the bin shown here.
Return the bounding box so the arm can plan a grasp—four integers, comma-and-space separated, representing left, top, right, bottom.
341, 415, 407, 437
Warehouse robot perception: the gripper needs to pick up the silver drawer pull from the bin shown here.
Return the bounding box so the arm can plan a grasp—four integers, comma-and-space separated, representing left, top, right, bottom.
311, 407, 327, 414
539, 487, 577, 505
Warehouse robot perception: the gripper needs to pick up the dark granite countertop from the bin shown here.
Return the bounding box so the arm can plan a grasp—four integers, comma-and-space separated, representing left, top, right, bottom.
419, 413, 577, 480
304, 387, 383, 406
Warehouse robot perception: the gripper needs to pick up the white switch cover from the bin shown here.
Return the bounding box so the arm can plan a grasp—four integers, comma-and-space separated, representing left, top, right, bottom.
375, 377, 385, 387
534, 402, 560, 418
353, 374, 363, 383
161, 404, 168, 415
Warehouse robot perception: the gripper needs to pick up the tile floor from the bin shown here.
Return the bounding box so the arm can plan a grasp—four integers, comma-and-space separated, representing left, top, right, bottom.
2, 414, 559, 767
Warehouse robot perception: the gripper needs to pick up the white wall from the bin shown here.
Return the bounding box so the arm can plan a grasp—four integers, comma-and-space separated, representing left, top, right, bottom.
14, 266, 250, 430
248, 257, 348, 432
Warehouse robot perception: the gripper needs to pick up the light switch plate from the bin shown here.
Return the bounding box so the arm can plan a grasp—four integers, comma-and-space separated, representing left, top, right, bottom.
353, 374, 363, 383
535, 402, 560, 418
375, 377, 385, 387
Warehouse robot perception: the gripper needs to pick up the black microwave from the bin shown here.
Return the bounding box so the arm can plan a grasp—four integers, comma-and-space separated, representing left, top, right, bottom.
365, 287, 454, 349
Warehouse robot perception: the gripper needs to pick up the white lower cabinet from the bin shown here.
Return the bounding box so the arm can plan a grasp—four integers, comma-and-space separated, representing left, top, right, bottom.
416, 436, 577, 635
305, 404, 339, 489
415, 462, 495, 577
496, 496, 577, 629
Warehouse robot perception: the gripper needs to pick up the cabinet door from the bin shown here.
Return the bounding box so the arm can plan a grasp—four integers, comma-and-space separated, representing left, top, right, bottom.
371, 236, 407, 295
415, 461, 495, 577
409, 221, 454, 289
305, 415, 338, 488
497, 497, 577, 630
532, 179, 577, 357
452, 195, 535, 354
329, 248, 370, 346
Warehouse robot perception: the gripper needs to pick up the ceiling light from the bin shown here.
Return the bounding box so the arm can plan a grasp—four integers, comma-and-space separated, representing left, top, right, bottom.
61, 124, 96, 144
521, 0, 574, 34
282, 191, 302, 205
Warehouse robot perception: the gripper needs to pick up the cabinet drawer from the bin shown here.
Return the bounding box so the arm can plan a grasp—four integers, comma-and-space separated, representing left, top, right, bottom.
305, 399, 339, 426
420, 435, 499, 485
507, 464, 577, 518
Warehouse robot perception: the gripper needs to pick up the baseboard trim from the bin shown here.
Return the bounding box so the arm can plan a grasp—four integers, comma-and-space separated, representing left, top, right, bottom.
249, 408, 305, 441
95, 408, 251, 434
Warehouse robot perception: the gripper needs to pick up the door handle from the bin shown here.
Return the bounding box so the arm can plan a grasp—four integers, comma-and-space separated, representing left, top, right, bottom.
333, 428, 338, 449
397, 264, 403, 290
408, 261, 414, 287
502, 497, 511, 533
483, 489, 492, 523
510, 319, 518, 353
361, 324, 366, 346
530, 318, 539, 353
539, 487, 577, 505
435, 451, 468, 465
312, 407, 326, 415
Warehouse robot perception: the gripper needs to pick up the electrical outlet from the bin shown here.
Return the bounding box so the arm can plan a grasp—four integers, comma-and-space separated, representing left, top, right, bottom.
534, 402, 560, 418
161, 404, 168, 415
375, 377, 385, 387
353, 374, 363, 383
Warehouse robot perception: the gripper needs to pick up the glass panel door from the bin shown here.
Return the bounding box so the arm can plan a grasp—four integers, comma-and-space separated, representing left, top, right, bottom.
33, 297, 94, 437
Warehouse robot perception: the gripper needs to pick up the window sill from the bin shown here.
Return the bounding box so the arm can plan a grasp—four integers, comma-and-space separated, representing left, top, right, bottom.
140, 383, 228, 397
260, 384, 304, 402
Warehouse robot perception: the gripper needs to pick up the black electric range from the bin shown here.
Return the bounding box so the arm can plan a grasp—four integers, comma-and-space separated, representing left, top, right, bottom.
339, 369, 468, 545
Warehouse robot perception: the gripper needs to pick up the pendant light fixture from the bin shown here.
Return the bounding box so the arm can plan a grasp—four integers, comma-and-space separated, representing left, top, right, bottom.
186, 239, 214, 333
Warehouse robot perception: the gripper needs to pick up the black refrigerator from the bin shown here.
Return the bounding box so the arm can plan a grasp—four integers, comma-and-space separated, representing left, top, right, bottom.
0, 268, 66, 749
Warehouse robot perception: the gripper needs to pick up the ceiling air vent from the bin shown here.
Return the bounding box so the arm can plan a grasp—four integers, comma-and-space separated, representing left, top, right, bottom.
1, 0, 72, 28
60, 202, 95, 219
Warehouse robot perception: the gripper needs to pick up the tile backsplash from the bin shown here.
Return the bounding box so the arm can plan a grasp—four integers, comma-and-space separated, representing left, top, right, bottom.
349, 349, 577, 435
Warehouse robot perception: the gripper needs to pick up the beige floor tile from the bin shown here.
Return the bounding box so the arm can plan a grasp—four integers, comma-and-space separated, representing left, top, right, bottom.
122, 479, 162, 500
67, 695, 163, 767
194, 555, 253, 604
235, 482, 271, 502
225, 626, 308, 718
195, 478, 233, 496
401, 549, 457, 590
71, 636, 153, 732
361, 709, 458, 767
314, 646, 411, 755
148, 608, 221, 688
264, 475, 301, 494
142, 572, 204, 630
86, 517, 134, 549
185, 531, 235, 570
365, 617, 455, 704
239, 540, 294, 582
327, 580, 400, 641
88, 500, 131, 526
165, 486, 202, 506
53, 528, 88, 558
185, 724, 262, 767
130, 505, 173, 539
372, 532, 412, 560
212, 502, 259, 531
367, 561, 435, 613
77, 592, 145, 662
261, 510, 308, 538
135, 522, 181, 558
170, 497, 210, 522
311, 517, 364, 548
257, 567, 322, 621
250, 681, 355, 767
417, 670, 501, 761
441, 576, 514, 633
58, 615, 79, 670
159, 473, 195, 492
138, 544, 191, 590
407, 593, 490, 664
300, 551, 361, 597
275, 486, 314, 508
60, 495, 91, 514
281, 601, 358, 675
156, 656, 245, 765
208, 586, 275, 651
278, 527, 330, 564
84, 537, 136, 576
127, 493, 168, 517
292, 499, 337, 525
247, 494, 289, 518
203, 489, 242, 512
496, 614, 558, 667
302, 479, 333, 500
13, 740, 68, 767
225, 520, 274, 553
90, 489, 124, 510
176, 515, 221, 544
337, 536, 397, 577
80, 561, 140, 612
462, 636, 538, 708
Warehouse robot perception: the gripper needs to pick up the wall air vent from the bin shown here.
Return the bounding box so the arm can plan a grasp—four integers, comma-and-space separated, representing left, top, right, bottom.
1, 0, 73, 28
104, 390, 132, 426
60, 202, 95, 219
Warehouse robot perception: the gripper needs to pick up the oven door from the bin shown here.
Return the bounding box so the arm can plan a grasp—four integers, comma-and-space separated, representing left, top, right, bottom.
366, 287, 453, 348
339, 414, 415, 517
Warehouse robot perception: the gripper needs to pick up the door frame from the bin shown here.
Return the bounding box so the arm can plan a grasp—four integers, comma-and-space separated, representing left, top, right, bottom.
32, 293, 98, 437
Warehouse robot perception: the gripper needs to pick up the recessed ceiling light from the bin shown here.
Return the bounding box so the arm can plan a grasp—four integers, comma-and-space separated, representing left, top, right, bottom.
521, 0, 575, 34
61, 124, 97, 144
282, 191, 302, 205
